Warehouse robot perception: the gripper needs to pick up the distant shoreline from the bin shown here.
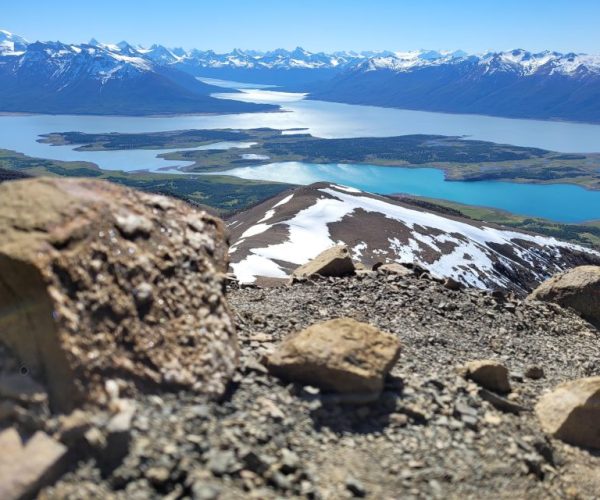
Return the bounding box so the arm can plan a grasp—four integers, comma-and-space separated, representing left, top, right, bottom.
0, 108, 284, 119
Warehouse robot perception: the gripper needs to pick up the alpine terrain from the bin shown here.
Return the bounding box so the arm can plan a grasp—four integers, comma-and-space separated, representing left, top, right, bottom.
228, 183, 600, 292
1, 6, 600, 498
1, 177, 600, 499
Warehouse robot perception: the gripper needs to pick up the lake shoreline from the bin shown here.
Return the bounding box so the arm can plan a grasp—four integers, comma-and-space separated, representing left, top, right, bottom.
40, 128, 600, 192
183, 158, 600, 193
304, 95, 600, 128
205, 161, 600, 223
2, 145, 599, 247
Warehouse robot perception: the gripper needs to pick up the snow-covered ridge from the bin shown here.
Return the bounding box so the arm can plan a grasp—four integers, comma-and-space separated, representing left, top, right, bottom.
174, 46, 375, 70
3, 29, 600, 77
1, 33, 156, 85
362, 48, 600, 76
228, 184, 600, 292
0, 29, 28, 54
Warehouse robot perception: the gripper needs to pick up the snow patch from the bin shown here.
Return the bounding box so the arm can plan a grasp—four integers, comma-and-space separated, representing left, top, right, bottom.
333, 184, 361, 193
273, 193, 294, 208
231, 185, 599, 287
231, 255, 287, 283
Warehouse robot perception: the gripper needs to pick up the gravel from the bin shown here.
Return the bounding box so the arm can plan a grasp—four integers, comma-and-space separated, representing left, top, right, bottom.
13, 271, 600, 498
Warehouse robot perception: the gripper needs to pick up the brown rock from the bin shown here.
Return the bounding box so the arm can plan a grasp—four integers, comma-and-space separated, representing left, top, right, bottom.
376, 263, 412, 276
0, 178, 238, 413
527, 266, 600, 328
464, 360, 511, 393
444, 277, 463, 291
535, 376, 600, 449
292, 245, 355, 278
525, 366, 545, 380
0, 428, 68, 500
265, 318, 401, 397
57, 410, 93, 447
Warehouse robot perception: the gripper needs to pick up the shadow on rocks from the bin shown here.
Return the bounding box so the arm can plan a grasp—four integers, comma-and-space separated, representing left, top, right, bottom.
298, 375, 408, 435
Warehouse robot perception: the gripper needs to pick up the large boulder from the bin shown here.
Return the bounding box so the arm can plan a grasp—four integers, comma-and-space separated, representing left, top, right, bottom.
265, 318, 401, 398
535, 376, 600, 449
527, 266, 600, 328
292, 245, 355, 278
0, 178, 238, 413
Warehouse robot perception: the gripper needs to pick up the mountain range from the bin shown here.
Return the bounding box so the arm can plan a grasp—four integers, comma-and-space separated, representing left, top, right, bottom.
228, 183, 600, 293
2, 29, 600, 121
309, 49, 600, 122
0, 30, 274, 115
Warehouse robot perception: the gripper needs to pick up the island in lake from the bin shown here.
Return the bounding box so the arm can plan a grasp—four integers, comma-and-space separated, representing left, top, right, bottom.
40, 128, 600, 191
0, 129, 591, 249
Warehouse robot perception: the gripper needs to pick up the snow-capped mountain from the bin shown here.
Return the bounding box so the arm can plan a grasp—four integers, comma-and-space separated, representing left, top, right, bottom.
174, 46, 368, 70
2, 28, 600, 120
140, 44, 183, 65
228, 183, 600, 293
310, 49, 600, 122
0, 29, 28, 53
168, 46, 375, 86
362, 49, 600, 76
0, 31, 274, 115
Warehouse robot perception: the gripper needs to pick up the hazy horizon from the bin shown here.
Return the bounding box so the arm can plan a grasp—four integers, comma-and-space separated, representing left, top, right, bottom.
4, 0, 600, 55
6, 28, 596, 57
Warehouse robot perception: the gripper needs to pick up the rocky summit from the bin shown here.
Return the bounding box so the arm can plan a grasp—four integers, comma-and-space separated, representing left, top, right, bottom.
1, 179, 600, 499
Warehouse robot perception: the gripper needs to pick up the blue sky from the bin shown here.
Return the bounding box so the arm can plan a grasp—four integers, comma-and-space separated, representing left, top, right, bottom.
3, 0, 600, 53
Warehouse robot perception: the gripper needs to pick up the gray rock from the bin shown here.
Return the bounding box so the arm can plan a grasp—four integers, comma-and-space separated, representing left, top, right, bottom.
191, 483, 221, 500
206, 450, 241, 476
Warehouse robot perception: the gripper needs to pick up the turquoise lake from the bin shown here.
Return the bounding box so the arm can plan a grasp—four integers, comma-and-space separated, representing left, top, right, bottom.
217, 161, 600, 223
0, 80, 600, 222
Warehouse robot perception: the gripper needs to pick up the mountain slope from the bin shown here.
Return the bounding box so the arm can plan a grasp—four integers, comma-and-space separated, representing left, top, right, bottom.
228, 183, 600, 292
309, 50, 600, 122
0, 34, 275, 115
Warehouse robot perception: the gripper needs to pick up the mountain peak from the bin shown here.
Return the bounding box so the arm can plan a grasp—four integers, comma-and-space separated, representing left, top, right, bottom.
291, 46, 310, 56
0, 29, 28, 52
